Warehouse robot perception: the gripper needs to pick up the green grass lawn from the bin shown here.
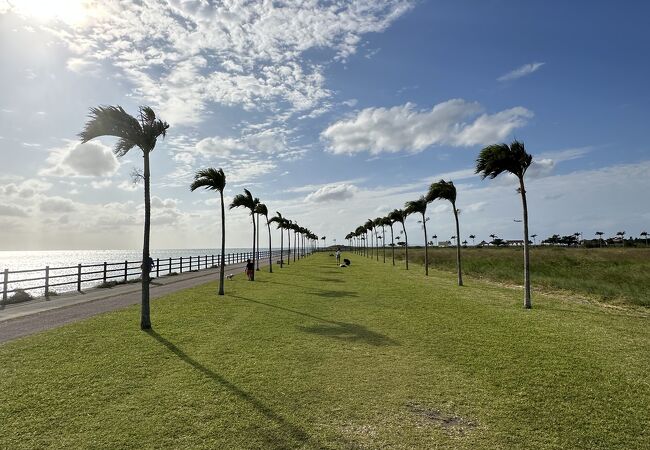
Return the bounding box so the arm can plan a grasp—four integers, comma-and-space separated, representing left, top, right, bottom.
386, 246, 650, 307
1, 253, 648, 449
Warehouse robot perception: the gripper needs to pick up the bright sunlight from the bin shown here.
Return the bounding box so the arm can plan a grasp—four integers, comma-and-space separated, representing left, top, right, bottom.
4, 0, 89, 24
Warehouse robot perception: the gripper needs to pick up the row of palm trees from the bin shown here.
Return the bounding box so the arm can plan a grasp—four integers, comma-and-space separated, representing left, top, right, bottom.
345, 140, 534, 309
79, 105, 320, 330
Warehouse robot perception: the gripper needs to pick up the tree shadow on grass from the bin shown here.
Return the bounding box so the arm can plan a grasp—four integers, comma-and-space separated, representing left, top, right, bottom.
310, 290, 359, 299
229, 295, 398, 347
297, 322, 399, 347
145, 330, 317, 448
314, 278, 345, 283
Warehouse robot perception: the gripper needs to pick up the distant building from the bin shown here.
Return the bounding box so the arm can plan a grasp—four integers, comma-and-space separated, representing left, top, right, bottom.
505, 239, 524, 246
438, 240, 452, 247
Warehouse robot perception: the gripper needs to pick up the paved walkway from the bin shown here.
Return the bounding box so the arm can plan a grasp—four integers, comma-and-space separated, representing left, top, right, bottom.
0, 255, 288, 344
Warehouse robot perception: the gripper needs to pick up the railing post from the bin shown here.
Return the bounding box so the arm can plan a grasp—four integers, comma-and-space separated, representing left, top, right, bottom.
189, 256, 192, 271
2, 268, 8, 305
156, 258, 160, 278
124, 260, 128, 282
169, 257, 172, 274
211, 254, 214, 267
180, 257, 183, 273
77, 264, 82, 292
45, 266, 50, 299
103, 262, 107, 284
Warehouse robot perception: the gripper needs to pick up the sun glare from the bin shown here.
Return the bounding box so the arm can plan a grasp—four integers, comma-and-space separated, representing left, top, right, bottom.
8, 0, 89, 25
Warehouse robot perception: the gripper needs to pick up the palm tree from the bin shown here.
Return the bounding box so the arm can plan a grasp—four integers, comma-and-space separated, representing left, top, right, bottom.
405, 197, 429, 275
286, 220, 293, 264
355, 226, 366, 257
432, 234, 438, 246
79, 105, 168, 330
378, 217, 391, 264
385, 215, 396, 265
269, 212, 285, 267
190, 168, 227, 295
477, 139, 533, 308
255, 203, 273, 273
388, 209, 408, 269
374, 218, 384, 261
427, 179, 463, 286
531, 234, 537, 245
229, 189, 258, 281
641, 231, 648, 247
469, 234, 476, 245
364, 219, 375, 259
595, 231, 604, 248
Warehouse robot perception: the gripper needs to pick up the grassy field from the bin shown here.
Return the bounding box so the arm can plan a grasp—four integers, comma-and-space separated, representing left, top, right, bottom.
375, 246, 650, 307
1, 252, 648, 449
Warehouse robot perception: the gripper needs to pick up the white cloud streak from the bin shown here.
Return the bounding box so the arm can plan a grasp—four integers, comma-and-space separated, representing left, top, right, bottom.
497, 62, 545, 82
321, 99, 533, 155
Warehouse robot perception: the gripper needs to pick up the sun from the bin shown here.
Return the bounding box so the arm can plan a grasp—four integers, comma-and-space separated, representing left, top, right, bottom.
7, 0, 90, 25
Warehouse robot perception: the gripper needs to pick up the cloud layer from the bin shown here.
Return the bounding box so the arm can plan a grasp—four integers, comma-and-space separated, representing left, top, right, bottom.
321, 100, 533, 155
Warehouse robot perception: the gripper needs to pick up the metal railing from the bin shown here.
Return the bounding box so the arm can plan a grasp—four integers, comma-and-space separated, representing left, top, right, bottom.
1, 249, 308, 303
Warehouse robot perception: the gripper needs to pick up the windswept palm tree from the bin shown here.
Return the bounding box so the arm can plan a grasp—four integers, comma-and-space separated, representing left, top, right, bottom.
363, 219, 373, 259
641, 231, 648, 247
269, 212, 285, 267
79, 105, 168, 330
355, 226, 366, 257
595, 231, 604, 248
255, 203, 273, 273
531, 234, 537, 245
427, 179, 463, 286
190, 168, 226, 295
384, 215, 396, 265
388, 209, 409, 270
378, 217, 391, 264
405, 197, 429, 276
469, 234, 476, 245
477, 139, 533, 308
286, 220, 293, 264
229, 189, 258, 281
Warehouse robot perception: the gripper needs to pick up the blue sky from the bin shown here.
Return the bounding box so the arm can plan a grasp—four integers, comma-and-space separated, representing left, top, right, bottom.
0, 0, 648, 250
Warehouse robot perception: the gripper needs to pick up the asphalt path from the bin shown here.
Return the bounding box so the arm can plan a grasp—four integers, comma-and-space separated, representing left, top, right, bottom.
0, 255, 288, 344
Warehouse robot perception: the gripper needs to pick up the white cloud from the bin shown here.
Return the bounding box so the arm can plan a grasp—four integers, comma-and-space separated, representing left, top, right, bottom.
498, 62, 545, 82
35, 0, 413, 125
322, 99, 533, 155
91, 179, 112, 189
39, 196, 77, 213
0, 179, 52, 198
40, 141, 120, 177
117, 180, 141, 192
305, 183, 359, 203
0, 204, 29, 217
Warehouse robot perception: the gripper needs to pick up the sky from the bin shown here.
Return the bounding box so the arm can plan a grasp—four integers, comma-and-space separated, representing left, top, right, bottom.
0, 0, 649, 251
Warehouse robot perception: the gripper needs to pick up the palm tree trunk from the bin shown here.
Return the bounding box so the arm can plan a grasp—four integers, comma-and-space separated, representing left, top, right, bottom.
422, 212, 428, 276
519, 176, 531, 308
140, 151, 152, 330
251, 216, 256, 281
293, 232, 297, 262
256, 214, 260, 271
287, 228, 290, 265
401, 222, 409, 270
382, 226, 386, 263
279, 228, 284, 268
389, 225, 395, 265
218, 191, 226, 295
452, 201, 463, 286
267, 220, 272, 273
375, 230, 379, 261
